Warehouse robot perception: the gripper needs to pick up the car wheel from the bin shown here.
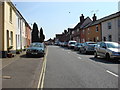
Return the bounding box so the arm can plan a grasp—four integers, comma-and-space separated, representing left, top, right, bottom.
94, 52, 98, 58
84, 50, 87, 54
79, 50, 81, 53
106, 53, 110, 60
26, 54, 29, 57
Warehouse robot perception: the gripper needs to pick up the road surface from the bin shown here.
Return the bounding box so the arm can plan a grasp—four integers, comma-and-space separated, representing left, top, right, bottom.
44, 46, 119, 88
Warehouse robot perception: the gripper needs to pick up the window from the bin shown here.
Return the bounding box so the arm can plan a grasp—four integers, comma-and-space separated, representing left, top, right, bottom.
18, 18, 20, 28
100, 43, 106, 48
96, 25, 99, 32
108, 35, 112, 41
18, 35, 20, 46
77, 29, 79, 32
11, 31, 13, 45
72, 31, 74, 34
9, 7, 12, 23
88, 38, 89, 41
108, 22, 112, 29
88, 28, 90, 34
103, 37, 106, 41
96, 37, 99, 41
83, 30, 85, 34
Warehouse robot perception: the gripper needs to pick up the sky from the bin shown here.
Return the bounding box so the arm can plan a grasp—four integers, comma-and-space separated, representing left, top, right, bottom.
12, 1, 119, 40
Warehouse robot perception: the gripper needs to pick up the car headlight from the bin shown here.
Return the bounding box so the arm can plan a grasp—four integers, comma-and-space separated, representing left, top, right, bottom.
38, 49, 44, 53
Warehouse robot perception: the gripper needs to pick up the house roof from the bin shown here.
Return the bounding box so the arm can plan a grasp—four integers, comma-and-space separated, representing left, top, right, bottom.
73, 17, 92, 30
100, 11, 120, 22
8, 1, 31, 29
83, 11, 120, 29
80, 17, 92, 29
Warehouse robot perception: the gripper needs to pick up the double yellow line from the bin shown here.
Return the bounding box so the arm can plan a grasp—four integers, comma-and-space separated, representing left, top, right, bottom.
37, 47, 48, 90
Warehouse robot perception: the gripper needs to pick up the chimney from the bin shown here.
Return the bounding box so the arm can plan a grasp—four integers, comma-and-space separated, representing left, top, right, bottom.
92, 14, 97, 21
64, 30, 67, 34
80, 14, 84, 23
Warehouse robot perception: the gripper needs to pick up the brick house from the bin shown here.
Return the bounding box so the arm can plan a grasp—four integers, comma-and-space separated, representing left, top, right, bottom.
84, 14, 102, 42
71, 14, 92, 43
79, 17, 92, 43
25, 22, 31, 47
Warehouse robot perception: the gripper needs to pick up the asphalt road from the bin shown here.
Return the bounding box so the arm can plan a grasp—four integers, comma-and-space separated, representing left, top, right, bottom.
44, 46, 119, 88
2, 52, 43, 88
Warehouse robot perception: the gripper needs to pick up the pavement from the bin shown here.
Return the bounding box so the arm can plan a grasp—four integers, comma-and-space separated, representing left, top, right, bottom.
2, 51, 44, 88
43, 46, 119, 88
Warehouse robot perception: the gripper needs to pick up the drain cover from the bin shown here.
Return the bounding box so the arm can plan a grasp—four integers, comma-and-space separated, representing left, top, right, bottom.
2, 76, 11, 79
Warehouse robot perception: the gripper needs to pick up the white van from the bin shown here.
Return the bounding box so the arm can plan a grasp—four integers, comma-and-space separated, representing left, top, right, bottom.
68, 41, 77, 49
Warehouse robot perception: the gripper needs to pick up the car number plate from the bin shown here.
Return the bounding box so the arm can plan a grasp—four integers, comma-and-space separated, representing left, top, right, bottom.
32, 53, 37, 54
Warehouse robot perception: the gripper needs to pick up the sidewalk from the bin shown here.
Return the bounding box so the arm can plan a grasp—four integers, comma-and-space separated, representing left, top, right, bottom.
2, 51, 44, 88
2, 51, 26, 69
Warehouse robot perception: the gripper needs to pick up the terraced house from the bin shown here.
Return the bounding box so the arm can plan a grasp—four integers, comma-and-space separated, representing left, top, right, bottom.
101, 11, 120, 43
84, 14, 102, 42
0, 1, 31, 58
0, 2, 17, 58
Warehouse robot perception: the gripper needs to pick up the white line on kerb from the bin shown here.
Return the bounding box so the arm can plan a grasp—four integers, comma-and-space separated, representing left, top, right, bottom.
106, 70, 119, 77
37, 48, 48, 89
78, 57, 82, 59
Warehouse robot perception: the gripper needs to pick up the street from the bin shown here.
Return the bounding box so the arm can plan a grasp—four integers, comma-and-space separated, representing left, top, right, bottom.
43, 46, 119, 88
2, 46, 119, 89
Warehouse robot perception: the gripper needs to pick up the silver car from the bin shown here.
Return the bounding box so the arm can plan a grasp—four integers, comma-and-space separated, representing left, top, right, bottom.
26, 42, 45, 57
79, 42, 97, 54
94, 42, 120, 60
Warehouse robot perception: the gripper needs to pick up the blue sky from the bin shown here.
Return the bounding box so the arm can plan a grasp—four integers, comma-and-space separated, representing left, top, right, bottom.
13, 2, 119, 40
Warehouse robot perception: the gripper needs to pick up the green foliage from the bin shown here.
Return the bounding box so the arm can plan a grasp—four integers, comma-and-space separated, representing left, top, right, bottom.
40, 27, 45, 43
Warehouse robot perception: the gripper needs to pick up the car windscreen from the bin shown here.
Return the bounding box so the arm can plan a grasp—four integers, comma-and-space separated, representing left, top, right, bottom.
88, 43, 96, 45
69, 42, 76, 44
30, 43, 43, 47
107, 43, 120, 48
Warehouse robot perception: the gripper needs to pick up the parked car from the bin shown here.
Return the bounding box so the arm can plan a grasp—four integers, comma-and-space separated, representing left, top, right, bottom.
63, 42, 68, 47
94, 42, 120, 60
68, 41, 77, 49
74, 43, 83, 51
26, 42, 45, 57
79, 42, 97, 54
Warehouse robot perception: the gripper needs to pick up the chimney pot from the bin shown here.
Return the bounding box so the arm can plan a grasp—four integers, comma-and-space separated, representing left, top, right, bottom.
92, 14, 97, 21
80, 14, 84, 23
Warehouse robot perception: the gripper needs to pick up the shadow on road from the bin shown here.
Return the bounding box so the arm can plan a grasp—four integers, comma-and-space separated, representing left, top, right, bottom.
90, 57, 120, 64
20, 54, 44, 58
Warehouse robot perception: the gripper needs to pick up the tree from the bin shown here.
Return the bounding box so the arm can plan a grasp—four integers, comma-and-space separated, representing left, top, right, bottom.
39, 27, 45, 43
32, 23, 39, 43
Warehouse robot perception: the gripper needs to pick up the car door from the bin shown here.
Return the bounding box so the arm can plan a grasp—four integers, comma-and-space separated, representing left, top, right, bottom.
99, 43, 107, 57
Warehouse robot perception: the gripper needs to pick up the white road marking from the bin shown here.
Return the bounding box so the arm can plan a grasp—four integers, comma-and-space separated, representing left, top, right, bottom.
106, 70, 119, 77
78, 57, 82, 59
37, 48, 48, 89
68, 52, 70, 53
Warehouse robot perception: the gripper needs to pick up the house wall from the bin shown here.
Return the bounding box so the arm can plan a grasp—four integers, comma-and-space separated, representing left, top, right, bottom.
21, 19, 26, 49
0, 2, 4, 52
26, 24, 31, 47
4, 2, 16, 52
86, 24, 101, 42
102, 16, 119, 42
80, 28, 86, 43
16, 14, 21, 50
118, 17, 120, 43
